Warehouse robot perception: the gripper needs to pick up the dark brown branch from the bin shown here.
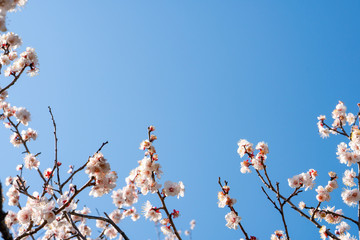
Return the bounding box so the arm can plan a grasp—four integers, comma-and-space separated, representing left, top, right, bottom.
69, 212, 130, 240
16, 178, 95, 240
308, 207, 358, 225
60, 141, 108, 191
7, 117, 46, 182
0, 182, 13, 240
145, 128, 181, 240
311, 202, 321, 222
276, 183, 290, 239
254, 169, 340, 240
0, 66, 27, 95
322, 121, 349, 138
65, 213, 86, 240
155, 190, 182, 240
48, 106, 61, 194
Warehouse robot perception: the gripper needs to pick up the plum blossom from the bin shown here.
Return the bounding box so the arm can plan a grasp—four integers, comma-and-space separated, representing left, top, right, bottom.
24, 153, 39, 170
15, 107, 31, 126
240, 160, 251, 174
288, 169, 316, 190
336, 221, 350, 235
341, 189, 360, 206
343, 169, 357, 187
142, 200, 162, 222
225, 211, 241, 230
10, 132, 21, 147
17, 207, 33, 226
271, 230, 286, 240
218, 191, 236, 208
4, 210, 18, 227
163, 181, 185, 198
315, 186, 330, 202
237, 139, 253, 157
317, 115, 330, 138
21, 128, 37, 141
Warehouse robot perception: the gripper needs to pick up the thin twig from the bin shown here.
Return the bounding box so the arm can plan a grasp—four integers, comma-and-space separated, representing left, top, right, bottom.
48, 106, 61, 194
60, 141, 108, 191
0, 66, 27, 95
7, 117, 46, 182
276, 183, 290, 239
69, 212, 130, 240
65, 213, 86, 240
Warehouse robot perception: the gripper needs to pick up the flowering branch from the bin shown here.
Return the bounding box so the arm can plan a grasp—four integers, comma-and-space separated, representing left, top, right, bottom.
59, 141, 108, 192
236, 138, 344, 239
0, 182, 13, 240
155, 190, 182, 240
0, 66, 26, 95
15, 177, 95, 240
7, 116, 46, 182
257, 168, 340, 240
218, 177, 250, 240
69, 212, 130, 240
64, 213, 86, 240
145, 127, 182, 240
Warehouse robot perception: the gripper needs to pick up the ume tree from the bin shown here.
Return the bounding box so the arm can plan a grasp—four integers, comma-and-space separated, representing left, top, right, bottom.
0, 1, 359, 240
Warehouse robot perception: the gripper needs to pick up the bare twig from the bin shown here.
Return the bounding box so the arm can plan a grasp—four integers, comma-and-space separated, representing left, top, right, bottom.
276, 183, 290, 239
48, 106, 61, 194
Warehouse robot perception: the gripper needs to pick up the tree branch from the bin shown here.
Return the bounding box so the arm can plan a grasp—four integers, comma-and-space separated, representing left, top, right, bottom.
0, 182, 13, 240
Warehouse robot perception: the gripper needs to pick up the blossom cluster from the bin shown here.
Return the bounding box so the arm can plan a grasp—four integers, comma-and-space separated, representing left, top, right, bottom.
220, 101, 360, 240
85, 152, 117, 197
217, 183, 241, 230
110, 126, 185, 239
0, 32, 39, 77
0, 0, 27, 32
288, 169, 317, 191
238, 140, 269, 173
270, 230, 287, 240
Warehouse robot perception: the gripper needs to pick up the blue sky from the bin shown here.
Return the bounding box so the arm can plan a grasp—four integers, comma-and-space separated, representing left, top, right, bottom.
1, 0, 360, 239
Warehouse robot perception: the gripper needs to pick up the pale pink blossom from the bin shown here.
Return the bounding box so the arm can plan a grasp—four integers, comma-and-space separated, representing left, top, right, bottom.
17, 207, 33, 225
343, 169, 357, 187
335, 221, 350, 235
225, 211, 241, 230
237, 139, 253, 157
255, 141, 269, 155
24, 153, 39, 170
15, 107, 31, 126
142, 200, 162, 222
341, 189, 360, 206
315, 186, 330, 202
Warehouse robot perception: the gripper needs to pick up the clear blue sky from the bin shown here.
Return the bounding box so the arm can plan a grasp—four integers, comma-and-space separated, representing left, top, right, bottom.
1, 0, 360, 239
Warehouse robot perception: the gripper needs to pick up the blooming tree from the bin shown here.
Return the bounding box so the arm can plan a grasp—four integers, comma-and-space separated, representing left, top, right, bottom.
0, 2, 195, 240
217, 100, 360, 240
0, 2, 359, 240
